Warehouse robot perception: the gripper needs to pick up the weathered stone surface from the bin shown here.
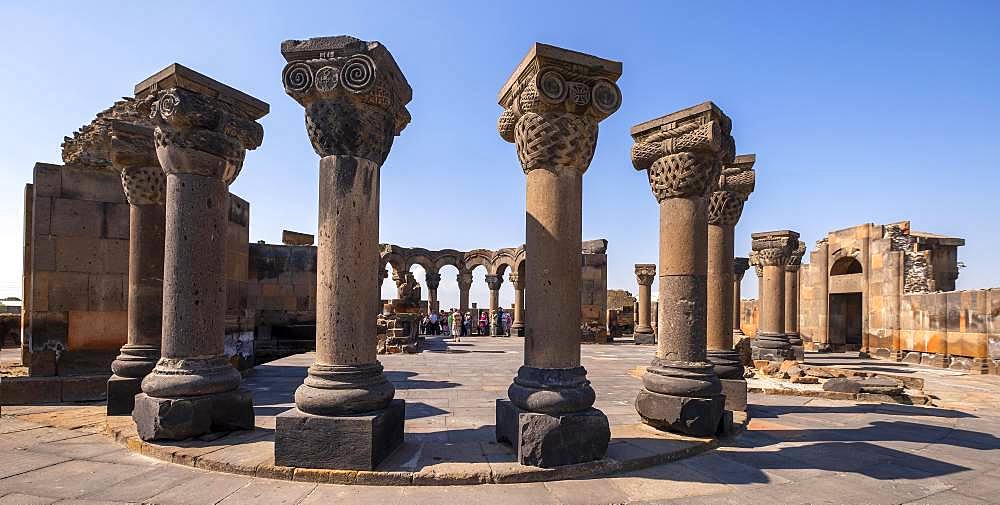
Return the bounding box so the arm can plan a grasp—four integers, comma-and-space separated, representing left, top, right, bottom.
132, 389, 254, 441
106, 375, 142, 415
790, 375, 819, 384
274, 399, 404, 470
857, 376, 904, 395
634, 389, 724, 437
822, 377, 862, 394
720, 378, 747, 412
496, 399, 610, 468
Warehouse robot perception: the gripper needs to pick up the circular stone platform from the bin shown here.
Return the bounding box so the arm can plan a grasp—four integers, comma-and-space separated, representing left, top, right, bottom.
60, 337, 746, 485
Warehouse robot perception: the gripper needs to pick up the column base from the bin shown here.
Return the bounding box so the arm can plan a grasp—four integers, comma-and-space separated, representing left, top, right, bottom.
707, 349, 745, 379
132, 389, 254, 441
787, 334, 805, 362
274, 400, 405, 470
107, 375, 142, 416
634, 388, 725, 437
633, 330, 656, 345
751, 333, 792, 362
719, 378, 747, 412
495, 399, 609, 468
511, 325, 525, 337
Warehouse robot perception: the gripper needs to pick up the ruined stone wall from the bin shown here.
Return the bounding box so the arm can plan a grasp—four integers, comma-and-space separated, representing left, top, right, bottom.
581, 251, 608, 340
22, 162, 253, 375
899, 289, 997, 373
224, 195, 253, 369
246, 242, 317, 327
798, 262, 820, 348
739, 298, 759, 337
607, 289, 634, 311
866, 231, 903, 358
24, 163, 128, 376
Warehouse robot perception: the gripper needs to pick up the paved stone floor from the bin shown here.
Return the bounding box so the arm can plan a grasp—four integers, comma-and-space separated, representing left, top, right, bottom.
3, 338, 1000, 504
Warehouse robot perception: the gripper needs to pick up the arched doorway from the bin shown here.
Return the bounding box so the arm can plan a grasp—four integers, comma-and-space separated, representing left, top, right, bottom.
829, 256, 863, 350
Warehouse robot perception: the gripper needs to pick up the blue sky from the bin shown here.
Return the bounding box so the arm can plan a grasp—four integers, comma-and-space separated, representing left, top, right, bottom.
1, 1, 998, 310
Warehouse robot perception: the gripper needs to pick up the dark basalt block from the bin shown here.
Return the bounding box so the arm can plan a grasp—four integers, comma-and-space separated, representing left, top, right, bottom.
107, 375, 143, 416
132, 389, 254, 441
496, 399, 610, 468
634, 388, 724, 437
274, 399, 404, 470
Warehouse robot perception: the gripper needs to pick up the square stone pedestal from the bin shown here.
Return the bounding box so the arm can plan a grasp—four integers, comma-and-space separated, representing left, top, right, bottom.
274, 400, 405, 470
634, 331, 655, 345
791, 346, 805, 361
107, 375, 142, 416
751, 346, 788, 362
720, 378, 747, 412
132, 389, 254, 441
495, 399, 610, 468
634, 388, 724, 437
511, 326, 525, 337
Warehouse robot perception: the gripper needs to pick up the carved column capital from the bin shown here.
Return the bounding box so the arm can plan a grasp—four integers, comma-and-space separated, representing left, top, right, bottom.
707, 154, 755, 226
786, 240, 807, 271
485, 274, 503, 291
751, 230, 801, 267
146, 85, 265, 185
508, 273, 525, 290
281, 36, 412, 164
733, 257, 750, 281
457, 272, 473, 290
631, 102, 735, 202
108, 119, 167, 207
634, 264, 656, 286
424, 272, 441, 290
497, 44, 622, 175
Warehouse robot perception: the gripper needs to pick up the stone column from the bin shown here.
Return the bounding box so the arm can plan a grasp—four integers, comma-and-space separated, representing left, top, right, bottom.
509, 273, 526, 337
706, 155, 755, 382
750, 230, 799, 362
425, 272, 441, 314
457, 271, 473, 314
706, 156, 755, 414
485, 274, 503, 336
785, 240, 806, 360
132, 65, 267, 441
633, 264, 655, 344
274, 36, 412, 470
630, 101, 735, 437
107, 120, 166, 416
732, 257, 750, 337
495, 43, 622, 467
813, 239, 831, 351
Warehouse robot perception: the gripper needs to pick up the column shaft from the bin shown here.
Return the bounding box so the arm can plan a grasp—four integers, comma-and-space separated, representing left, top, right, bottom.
525, 169, 582, 368
511, 287, 525, 335
459, 287, 470, 313
732, 276, 742, 333
636, 283, 652, 333
706, 224, 734, 351
656, 197, 707, 362
114, 203, 164, 376
761, 264, 786, 335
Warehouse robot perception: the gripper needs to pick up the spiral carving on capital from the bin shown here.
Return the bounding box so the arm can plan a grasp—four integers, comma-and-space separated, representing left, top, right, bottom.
631, 104, 735, 202
634, 264, 656, 286
281, 36, 412, 164
786, 240, 807, 269
149, 88, 264, 185
498, 54, 622, 175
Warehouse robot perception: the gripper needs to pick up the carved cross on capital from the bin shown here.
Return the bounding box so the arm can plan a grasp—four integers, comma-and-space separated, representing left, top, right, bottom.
496, 43, 622, 175
634, 264, 656, 286
751, 230, 801, 267
281, 36, 412, 164
631, 102, 736, 203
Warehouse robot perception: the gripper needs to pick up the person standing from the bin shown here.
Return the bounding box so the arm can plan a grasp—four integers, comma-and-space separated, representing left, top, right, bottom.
478, 311, 488, 335
494, 307, 505, 337
504, 310, 513, 336
462, 312, 470, 337
429, 311, 439, 335
451, 310, 463, 342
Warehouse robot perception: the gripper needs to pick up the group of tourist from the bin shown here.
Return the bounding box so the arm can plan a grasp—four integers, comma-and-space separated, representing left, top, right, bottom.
419, 308, 513, 340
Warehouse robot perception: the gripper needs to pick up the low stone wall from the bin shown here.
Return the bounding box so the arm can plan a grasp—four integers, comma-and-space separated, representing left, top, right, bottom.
739, 298, 759, 337
898, 288, 998, 373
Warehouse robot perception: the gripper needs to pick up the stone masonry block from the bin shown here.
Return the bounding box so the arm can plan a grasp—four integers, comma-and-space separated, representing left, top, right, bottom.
50, 198, 104, 238
496, 400, 610, 468
60, 167, 127, 203
33, 236, 56, 272
274, 400, 405, 470
133, 389, 255, 441
720, 378, 748, 412
55, 237, 105, 273
33, 163, 62, 197
32, 196, 52, 236
103, 239, 129, 274
104, 203, 130, 239
47, 272, 90, 311
634, 388, 724, 437
88, 274, 126, 311
107, 375, 143, 416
